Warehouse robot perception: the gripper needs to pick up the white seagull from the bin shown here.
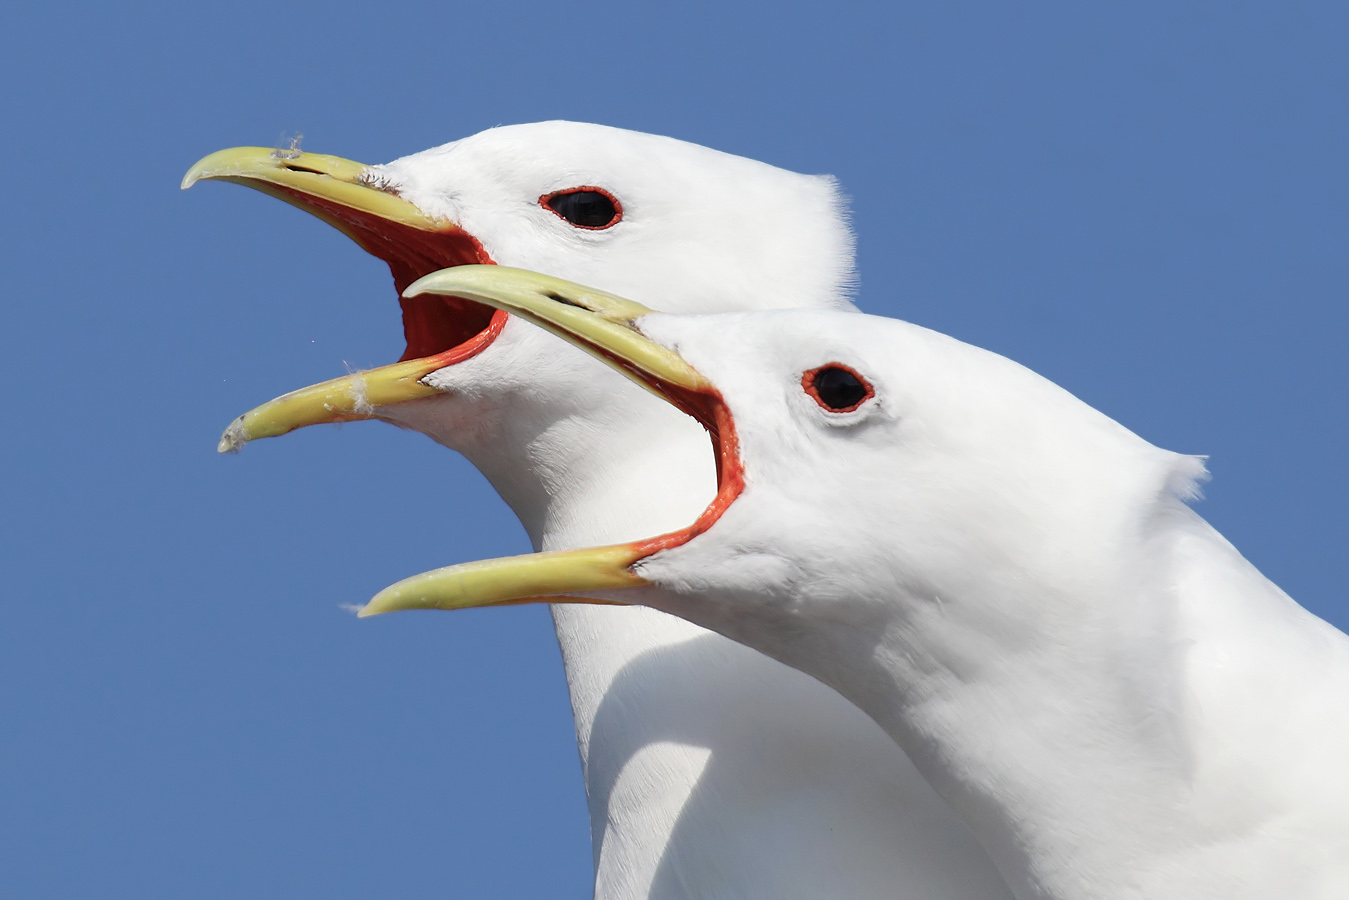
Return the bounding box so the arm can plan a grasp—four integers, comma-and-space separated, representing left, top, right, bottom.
184, 123, 1012, 899
373, 265, 1349, 900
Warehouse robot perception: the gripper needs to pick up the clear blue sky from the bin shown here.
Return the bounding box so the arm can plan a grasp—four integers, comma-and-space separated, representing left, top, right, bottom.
2, 2, 1346, 897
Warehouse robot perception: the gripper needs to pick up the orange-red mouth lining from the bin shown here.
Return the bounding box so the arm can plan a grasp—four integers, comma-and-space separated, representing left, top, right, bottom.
629, 396, 744, 561
264, 184, 505, 363
579, 335, 746, 563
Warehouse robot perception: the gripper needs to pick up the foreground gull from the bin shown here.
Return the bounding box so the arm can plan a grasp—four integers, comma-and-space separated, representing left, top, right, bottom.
372, 265, 1349, 900
185, 122, 1011, 899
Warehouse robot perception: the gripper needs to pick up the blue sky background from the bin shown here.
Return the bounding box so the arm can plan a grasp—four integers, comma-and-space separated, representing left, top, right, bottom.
2, 2, 1346, 897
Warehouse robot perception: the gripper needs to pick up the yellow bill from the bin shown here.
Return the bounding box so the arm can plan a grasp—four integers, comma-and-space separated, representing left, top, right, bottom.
405, 266, 712, 402
360, 545, 646, 617
217, 356, 446, 453
182, 146, 448, 239
356, 265, 736, 618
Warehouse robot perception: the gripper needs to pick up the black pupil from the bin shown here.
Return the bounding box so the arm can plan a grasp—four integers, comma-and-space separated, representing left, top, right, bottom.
812, 366, 869, 410
548, 190, 618, 228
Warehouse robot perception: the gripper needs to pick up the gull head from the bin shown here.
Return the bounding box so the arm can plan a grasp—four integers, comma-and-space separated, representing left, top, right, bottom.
183, 121, 853, 457
359, 265, 1208, 671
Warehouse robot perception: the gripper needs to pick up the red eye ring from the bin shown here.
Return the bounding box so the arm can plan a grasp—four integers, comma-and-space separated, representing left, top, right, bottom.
802, 363, 874, 413
539, 186, 624, 230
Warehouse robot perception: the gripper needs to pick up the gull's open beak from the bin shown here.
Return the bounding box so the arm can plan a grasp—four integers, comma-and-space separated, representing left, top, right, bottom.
215, 352, 478, 453
184, 146, 505, 452
182, 147, 446, 237
357, 266, 744, 617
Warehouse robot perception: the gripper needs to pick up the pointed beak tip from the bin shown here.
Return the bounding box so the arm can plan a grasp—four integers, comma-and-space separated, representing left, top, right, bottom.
217, 420, 248, 454
402, 265, 502, 301
180, 154, 222, 190
401, 272, 440, 299
357, 592, 401, 617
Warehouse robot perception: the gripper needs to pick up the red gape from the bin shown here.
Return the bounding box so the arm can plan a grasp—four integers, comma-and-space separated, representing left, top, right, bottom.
264, 184, 502, 362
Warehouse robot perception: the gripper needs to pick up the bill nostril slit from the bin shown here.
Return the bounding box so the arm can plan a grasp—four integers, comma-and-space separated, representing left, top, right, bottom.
546, 291, 590, 311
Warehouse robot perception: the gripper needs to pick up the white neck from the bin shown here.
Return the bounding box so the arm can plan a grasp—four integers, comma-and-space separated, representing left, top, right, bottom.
645, 484, 1349, 900
842, 506, 1198, 897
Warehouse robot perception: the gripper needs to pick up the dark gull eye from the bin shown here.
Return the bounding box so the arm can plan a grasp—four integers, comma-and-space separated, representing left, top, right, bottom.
803, 364, 874, 412
541, 187, 622, 229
